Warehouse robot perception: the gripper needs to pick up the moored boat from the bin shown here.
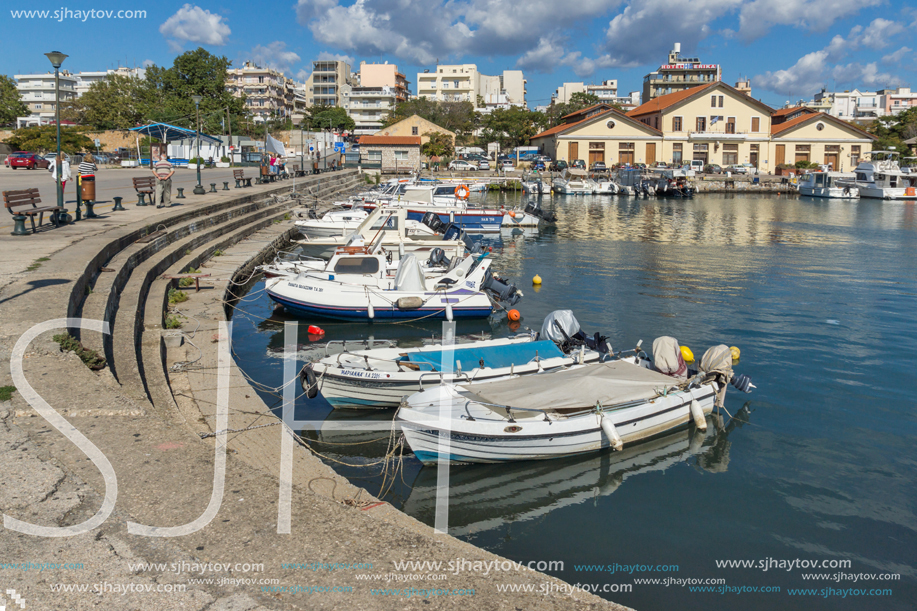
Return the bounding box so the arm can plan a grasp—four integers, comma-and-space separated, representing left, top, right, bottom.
797, 171, 858, 199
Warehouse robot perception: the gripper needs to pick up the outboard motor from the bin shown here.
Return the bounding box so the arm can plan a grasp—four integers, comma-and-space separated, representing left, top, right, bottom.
482, 269, 522, 306
421, 211, 447, 234
652, 336, 688, 378
540, 310, 611, 355
428, 247, 451, 268
442, 223, 477, 251
524, 201, 558, 223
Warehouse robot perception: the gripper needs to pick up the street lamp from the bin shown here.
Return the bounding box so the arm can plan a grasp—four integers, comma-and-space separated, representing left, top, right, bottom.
45, 51, 68, 217
191, 94, 205, 195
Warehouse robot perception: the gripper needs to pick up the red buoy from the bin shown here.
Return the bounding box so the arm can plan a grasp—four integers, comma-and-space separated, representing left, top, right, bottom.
307, 325, 324, 335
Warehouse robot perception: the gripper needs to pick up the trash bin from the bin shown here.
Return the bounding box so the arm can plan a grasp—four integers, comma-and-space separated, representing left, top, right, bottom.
80, 175, 96, 201
753, 176, 760, 184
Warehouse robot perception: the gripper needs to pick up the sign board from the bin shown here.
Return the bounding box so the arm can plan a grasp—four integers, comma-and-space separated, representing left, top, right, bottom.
660, 64, 718, 70
309, 146, 314, 152
334, 142, 345, 153
93, 138, 101, 148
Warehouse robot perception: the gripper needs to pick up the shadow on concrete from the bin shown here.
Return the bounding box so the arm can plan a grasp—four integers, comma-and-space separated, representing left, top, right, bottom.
0, 278, 71, 306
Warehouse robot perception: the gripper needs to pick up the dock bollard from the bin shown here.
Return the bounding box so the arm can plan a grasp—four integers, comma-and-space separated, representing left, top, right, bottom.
234, 178, 241, 188
137, 193, 147, 206
112, 196, 125, 211
222, 181, 230, 191
209, 183, 217, 193
10, 214, 29, 236
176, 187, 186, 199
84, 201, 98, 218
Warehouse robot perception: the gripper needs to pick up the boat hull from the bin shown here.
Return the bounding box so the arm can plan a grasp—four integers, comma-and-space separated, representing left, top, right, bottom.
267, 289, 494, 321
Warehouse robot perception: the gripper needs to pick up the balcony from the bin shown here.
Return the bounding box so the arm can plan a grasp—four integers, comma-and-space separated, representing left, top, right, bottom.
688, 131, 748, 140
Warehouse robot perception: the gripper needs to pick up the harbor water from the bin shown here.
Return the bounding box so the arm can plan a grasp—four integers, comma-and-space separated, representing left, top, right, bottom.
230, 191, 917, 610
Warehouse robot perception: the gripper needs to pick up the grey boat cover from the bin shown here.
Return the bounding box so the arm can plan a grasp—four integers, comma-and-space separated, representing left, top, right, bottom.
461, 361, 679, 411
540, 310, 581, 345
393, 253, 426, 291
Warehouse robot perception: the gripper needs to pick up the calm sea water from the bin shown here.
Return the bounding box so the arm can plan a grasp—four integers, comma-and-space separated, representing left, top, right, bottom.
230, 191, 917, 610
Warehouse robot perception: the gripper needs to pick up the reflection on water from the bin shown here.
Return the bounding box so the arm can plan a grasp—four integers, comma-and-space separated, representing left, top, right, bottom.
230, 192, 917, 611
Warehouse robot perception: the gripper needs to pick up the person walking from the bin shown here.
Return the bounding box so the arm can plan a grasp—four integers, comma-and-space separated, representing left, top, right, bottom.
49, 153, 71, 196
152, 154, 174, 208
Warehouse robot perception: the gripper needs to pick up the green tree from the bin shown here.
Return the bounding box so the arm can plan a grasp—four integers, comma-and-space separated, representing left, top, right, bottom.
144, 48, 248, 136
868, 108, 917, 155
382, 98, 478, 144
480, 106, 541, 150
68, 74, 154, 130
422, 132, 454, 157
541, 92, 621, 128
6, 125, 94, 153
305, 105, 355, 132
0, 74, 28, 124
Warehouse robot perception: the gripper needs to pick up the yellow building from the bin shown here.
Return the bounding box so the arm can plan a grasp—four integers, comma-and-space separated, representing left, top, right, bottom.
374, 114, 456, 147
770, 112, 874, 171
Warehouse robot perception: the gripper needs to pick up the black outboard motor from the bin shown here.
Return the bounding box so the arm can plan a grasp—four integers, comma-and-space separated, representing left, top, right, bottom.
482, 269, 521, 305
442, 223, 477, 251
524, 201, 558, 223
540, 310, 611, 355
421, 211, 447, 234
428, 247, 451, 268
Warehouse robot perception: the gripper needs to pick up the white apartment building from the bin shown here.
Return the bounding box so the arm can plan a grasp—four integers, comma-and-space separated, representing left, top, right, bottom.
227, 61, 296, 122
305, 60, 353, 108
73, 67, 145, 96
15, 70, 79, 126
344, 86, 398, 134
416, 65, 526, 109
553, 80, 640, 108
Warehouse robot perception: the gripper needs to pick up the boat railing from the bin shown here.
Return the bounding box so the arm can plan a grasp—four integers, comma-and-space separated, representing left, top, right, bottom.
322, 339, 398, 358
418, 370, 473, 391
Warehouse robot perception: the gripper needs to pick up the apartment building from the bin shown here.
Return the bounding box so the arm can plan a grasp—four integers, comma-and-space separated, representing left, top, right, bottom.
356, 61, 409, 102
642, 42, 721, 102
416, 64, 526, 109
304, 59, 353, 108
226, 61, 295, 121
345, 86, 398, 135
14, 70, 79, 126
878, 87, 917, 116
72, 67, 145, 97
553, 80, 641, 107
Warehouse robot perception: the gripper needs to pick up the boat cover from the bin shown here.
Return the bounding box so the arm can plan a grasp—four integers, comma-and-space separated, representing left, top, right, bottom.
700, 345, 733, 377
400, 340, 563, 372
540, 310, 581, 344
652, 336, 687, 378
460, 361, 679, 411
393, 254, 425, 291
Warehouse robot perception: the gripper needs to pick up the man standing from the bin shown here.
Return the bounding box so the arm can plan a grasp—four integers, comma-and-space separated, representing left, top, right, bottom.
153, 153, 174, 208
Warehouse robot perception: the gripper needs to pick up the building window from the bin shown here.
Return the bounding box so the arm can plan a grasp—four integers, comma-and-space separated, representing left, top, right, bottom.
394, 150, 409, 161
672, 116, 682, 132
726, 117, 736, 134
696, 117, 706, 132
412, 126, 418, 135
751, 117, 760, 132
795, 144, 810, 163
654, 116, 659, 129
851, 145, 861, 165
442, 82, 449, 89
723, 143, 738, 165
589, 142, 605, 150
718, 95, 724, 108
34, 103, 42, 109
453, 81, 459, 88
367, 150, 382, 161
711, 95, 716, 108
673, 143, 683, 164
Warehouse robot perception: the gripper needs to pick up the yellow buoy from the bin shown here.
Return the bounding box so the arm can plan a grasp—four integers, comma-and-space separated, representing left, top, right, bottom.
532, 274, 542, 285
680, 345, 694, 363
730, 346, 741, 361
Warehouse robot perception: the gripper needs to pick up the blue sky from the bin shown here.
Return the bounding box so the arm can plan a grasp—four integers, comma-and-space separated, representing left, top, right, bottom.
3, 0, 916, 108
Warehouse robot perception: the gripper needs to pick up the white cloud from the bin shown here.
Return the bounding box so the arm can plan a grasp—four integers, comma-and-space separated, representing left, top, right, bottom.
753, 49, 831, 96
852, 18, 904, 50
160, 4, 231, 46
882, 46, 912, 64
737, 0, 883, 41
316, 51, 355, 66
247, 41, 301, 76
515, 37, 616, 78
141, 59, 155, 68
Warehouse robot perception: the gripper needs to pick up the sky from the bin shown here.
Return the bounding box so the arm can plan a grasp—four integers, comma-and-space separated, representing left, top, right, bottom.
3, 0, 916, 109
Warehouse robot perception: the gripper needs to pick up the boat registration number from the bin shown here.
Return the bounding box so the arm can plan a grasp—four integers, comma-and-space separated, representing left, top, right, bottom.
289, 283, 322, 292
339, 370, 383, 379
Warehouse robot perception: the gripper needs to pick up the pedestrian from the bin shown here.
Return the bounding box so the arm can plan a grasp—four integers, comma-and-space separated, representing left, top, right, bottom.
49, 153, 71, 195
78, 153, 97, 177
152, 153, 174, 208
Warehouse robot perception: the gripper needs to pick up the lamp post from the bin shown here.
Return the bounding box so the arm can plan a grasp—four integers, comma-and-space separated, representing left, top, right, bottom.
192, 95, 205, 195
45, 51, 67, 218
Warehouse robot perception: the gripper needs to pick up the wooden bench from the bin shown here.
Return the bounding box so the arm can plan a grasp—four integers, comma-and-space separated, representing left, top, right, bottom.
132, 176, 157, 206
233, 169, 252, 188
3, 188, 61, 235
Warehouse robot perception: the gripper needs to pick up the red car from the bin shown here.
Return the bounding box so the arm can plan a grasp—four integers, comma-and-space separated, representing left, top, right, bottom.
8, 152, 50, 170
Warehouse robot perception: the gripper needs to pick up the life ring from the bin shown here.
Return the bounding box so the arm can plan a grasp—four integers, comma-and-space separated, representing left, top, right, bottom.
454, 184, 470, 200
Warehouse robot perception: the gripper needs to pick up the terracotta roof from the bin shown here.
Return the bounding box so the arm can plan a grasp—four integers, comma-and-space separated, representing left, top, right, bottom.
771, 112, 876, 139
532, 107, 661, 140
560, 103, 612, 121
358, 136, 421, 145
772, 106, 817, 118
531, 117, 589, 140
627, 81, 774, 117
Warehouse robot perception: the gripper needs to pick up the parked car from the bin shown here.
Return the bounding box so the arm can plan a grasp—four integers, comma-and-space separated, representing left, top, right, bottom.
42, 152, 72, 164
449, 159, 477, 171
9, 152, 50, 170
499, 159, 514, 170
550, 160, 568, 171
477, 159, 491, 170
590, 161, 607, 172
531, 160, 546, 171
653, 162, 669, 169
704, 164, 723, 174
689, 160, 704, 173
571, 159, 586, 169
727, 163, 758, 175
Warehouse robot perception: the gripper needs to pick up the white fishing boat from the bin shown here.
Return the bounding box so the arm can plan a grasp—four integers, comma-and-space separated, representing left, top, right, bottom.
293, 208, 370, 238
852, 151, 917, 199
266, 242, 521, 321
521, 174, 552, 195
592, 177, 624, 195
553, 169, 595, 195
397, 340, 754, 464
301, 311, 610, 409
797, 171, 858, 199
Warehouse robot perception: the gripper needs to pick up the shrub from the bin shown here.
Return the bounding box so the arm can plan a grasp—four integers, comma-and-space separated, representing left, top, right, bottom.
165, 315, 183, 329
179, 268, 200, 288
0, 385, 15, 401
220, 156, 230, 163
794, 160, 819, 170
52, 332, 106, 370
168, 287, 189, 304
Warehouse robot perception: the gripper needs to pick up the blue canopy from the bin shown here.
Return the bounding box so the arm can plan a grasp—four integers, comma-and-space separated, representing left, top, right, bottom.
399, 340, 565, 371
130, 122, 223, 145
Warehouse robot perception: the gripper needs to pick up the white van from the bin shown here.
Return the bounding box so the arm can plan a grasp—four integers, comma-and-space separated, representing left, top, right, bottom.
689, 159, 704, 172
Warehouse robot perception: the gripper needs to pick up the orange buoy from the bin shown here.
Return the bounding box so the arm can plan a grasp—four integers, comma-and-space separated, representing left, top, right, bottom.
307, 325, 324, 335
509, 210, 516, 218
507, 309, 521, 321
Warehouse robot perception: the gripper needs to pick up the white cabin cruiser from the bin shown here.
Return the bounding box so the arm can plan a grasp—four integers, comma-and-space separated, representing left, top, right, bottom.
293, 208, 370, 238
852, 151, 917, 199
397, 339, 754, 464
552, 169, 595, 195
797, 171, 858, 199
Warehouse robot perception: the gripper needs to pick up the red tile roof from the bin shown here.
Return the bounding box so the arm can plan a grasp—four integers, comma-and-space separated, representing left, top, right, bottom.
772, 106, 817, 118
358, 136, 421, 145
531, 107, 662, 140
561, 103, 613, 121
771, 112, 876, 139
531, 117, 589, 140
627, 84, 719, 117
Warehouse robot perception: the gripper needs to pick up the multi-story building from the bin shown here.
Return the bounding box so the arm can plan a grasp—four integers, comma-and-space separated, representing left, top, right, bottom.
345, 86, 398, 135
304, 59, 353, 108
878, 87, 917, 116
355, 62, 409, 103
71, 67, 145, 97
416, 65, 525, 109
816, 89, 878, 119
14, 70, 79, 126
642, 42, 721, 102
552, 82, 586, 104
226, 61, 295, 121
553, 81, 640, 108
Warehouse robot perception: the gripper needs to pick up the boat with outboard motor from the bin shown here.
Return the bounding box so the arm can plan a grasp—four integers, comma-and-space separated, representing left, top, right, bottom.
300, 310, 611, 409
266, 234, 522, 321
650, 169, 695, 197
293, 208, 370, 238
552, 168, 595, 195
797, 171, 858, 199
852, 151, 917, 199
397, 336, 754, 464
